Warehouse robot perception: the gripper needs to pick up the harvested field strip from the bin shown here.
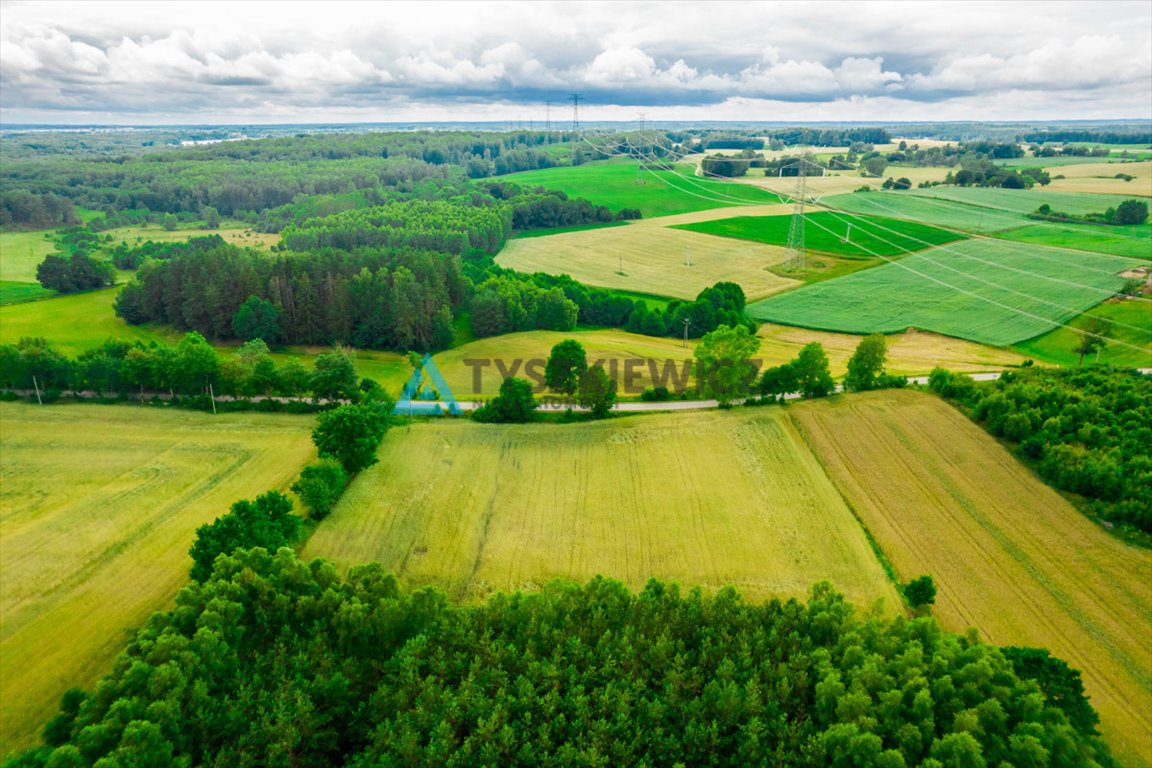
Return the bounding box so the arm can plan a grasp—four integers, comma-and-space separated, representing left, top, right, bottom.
0, 404, 317, 752
496, 217, 799, 300
303, 409, 900, 610
792, 390, 1152, 767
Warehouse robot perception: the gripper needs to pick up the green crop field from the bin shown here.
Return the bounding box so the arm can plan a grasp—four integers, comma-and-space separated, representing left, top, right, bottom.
794, 390, 1152, 766
304, 408, 900, 609
994, 222, 1152, 260
823, 191, 1031, 233
505, 160, 776, 219
1013, 298, 1152, 367
904, 187, 1143, 217
746, 239, 1141, 347
673, 211, 966, 258
0, 403, 317, 751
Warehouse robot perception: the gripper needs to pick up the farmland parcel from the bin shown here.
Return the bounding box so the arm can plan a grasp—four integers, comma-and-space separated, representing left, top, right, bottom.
793, 390, 1152, 767
0, 403, 316, 751
303, 409, 900, 609
746, 238, 1140, 346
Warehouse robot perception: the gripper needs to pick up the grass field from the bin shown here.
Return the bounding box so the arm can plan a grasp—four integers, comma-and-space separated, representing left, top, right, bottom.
0, 282, 54, 306
100, 223, 280, 250
0, 286, 410, 390
1013, 298, 1152, 368
0, 403, 317, 752
0, 287, 182, 353
303, 409, 901, 610
0, 231, 57, 283
747, 239, 1141, 347
674, 211, 967, 258
505, 160, 775, 219
792, 390, 1152, 767
497, 210, 800, 301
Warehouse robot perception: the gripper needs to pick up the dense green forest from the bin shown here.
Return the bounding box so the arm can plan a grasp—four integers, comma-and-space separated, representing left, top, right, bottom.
9, 547, 1115, 768
928, 366, 1152, 533
0, 130, 568, 228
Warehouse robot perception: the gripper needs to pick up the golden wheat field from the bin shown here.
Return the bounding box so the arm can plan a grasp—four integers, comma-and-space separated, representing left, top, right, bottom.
496, 213, 800, 300
1043, 160, 1152, 197
0, 403, 317, 752
303, 409, 901, 610
792, 390, 1152, 767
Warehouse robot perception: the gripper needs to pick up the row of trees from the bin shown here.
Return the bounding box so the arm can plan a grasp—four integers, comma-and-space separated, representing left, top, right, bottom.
1030, 200, 1149, 227
0, 336, 369, 403
189, 401, 389, 582
15, 551, 1115, 767
928, 366, 1151, 532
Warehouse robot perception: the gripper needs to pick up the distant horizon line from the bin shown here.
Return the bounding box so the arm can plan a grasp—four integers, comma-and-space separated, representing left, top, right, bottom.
3, 118, 1151, 131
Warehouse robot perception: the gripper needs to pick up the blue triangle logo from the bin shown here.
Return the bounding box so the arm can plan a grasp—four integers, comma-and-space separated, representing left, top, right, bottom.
394, 353, 462, 416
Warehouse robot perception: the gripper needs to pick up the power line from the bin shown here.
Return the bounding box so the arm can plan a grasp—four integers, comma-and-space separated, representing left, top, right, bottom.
618, 150, 1152, 355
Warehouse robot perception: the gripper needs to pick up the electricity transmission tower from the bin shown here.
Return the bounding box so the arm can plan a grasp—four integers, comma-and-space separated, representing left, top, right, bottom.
784, 133, 813, 271
783, 165, 808, 271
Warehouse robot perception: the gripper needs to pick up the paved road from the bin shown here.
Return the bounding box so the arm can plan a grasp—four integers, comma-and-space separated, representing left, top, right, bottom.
457, 367, 1151, 414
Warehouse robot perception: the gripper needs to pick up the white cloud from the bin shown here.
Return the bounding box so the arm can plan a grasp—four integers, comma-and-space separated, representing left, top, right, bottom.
0, 1, 1148, 122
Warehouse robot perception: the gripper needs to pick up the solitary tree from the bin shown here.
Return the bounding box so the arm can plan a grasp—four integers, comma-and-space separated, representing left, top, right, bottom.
312, 403, 391, 474
1114, 199, 1148, 225
794, 342, 835, 399
473, 377, 537, 423
904, 575, 937, 610
577, 365, 616, 419
1073, 317, 1112, 367
545, 339, 588, 396
844, 334, 888, 392
693, 324, 761, 406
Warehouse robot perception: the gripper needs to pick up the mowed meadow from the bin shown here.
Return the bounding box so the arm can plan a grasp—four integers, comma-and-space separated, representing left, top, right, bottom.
0, 403, 317, 752
303, 408, 901, 609
497, 207, 799, 301
792, 390, 1152, 767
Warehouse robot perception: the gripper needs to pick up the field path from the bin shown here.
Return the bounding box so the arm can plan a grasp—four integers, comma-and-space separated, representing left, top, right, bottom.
792, 390, 1152, 767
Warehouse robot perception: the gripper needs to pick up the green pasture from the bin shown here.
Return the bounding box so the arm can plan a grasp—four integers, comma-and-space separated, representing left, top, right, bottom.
0, 282, 54, 305
746, 239, 1140, 347
505, 160, 776, 219
0, 231, 57, 283
674, 211, 966, 259
1013, 299, 1152, 368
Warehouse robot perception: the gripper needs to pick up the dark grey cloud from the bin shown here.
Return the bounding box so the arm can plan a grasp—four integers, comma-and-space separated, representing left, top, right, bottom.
1, 0, 1149, 123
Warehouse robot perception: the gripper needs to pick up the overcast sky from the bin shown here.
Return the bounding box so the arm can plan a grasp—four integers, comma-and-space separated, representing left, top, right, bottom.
2, 0, 1150, 125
